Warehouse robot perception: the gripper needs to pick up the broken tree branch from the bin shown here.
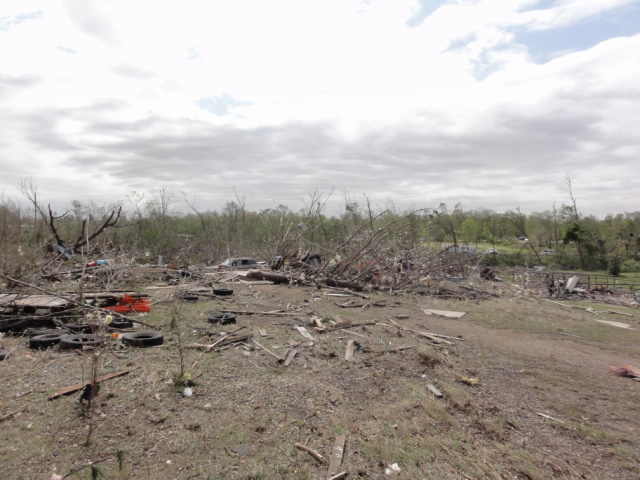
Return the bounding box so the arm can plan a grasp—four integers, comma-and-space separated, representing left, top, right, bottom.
0, 403, 29, 422
294, 442, 326, 464
48, 368, 135, 400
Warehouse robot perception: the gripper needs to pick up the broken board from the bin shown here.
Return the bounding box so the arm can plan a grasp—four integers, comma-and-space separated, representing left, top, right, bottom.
423, 309, 466, 319
0, 294, 74, 309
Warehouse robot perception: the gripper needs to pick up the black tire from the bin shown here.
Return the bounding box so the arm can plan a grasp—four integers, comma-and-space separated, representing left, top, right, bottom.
0, 349, 8, 361
121, 331, 164, 347
109, 320, 133, 329
59, 334, 105, 349
213, 288, 233, 296
27, 328, 70, 337
182, 295, 199, 302
29, 333, 66, 349
207, 314, 236, 325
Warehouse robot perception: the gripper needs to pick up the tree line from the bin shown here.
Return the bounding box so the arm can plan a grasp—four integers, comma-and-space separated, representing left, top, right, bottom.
1, 182, 639, 278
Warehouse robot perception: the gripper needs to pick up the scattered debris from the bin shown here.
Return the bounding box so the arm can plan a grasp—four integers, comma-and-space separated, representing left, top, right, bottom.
564, 275, 580, 293
385, 463, 402, 475
537, 412, 565, 424
593, 320, 637, 330
102, 294, 151, 313
252, 339, 284, 363
0, 403, 29, 422
609, 364, 640, 379
60, 334, 105, 349
427, 384, 444, 398
295, 326, 317, 342
388, 318, 454, 345
327, 471, 348, 480
423, 309, 466, 319
328, 434, 346, 476
208, 313, 236, 325
294, 442, 326, 464
344, 340, 356, 360
459, 377, 479, 386
284, 349, 298, 366
48, 369, 135, 400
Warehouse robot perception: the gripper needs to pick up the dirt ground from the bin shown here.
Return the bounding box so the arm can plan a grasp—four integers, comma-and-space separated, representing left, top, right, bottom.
1, 278, 639, 480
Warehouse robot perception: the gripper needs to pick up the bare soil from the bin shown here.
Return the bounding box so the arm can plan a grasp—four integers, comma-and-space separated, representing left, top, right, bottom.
1, 280, 639, 480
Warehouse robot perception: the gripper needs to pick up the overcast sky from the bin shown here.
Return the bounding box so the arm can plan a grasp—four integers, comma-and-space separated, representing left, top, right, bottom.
1, 0, 639, 218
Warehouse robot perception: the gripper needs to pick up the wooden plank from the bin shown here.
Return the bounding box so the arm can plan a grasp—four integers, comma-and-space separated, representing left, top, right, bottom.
344, 340, 356, 361
253, 339, 284, 363
328, 434, 346, 475
0, 294, 73, 309
594, 320, 637, 330
48, 369, 134, 400
295, 326, 317, 341
423, 309, 466, 319
284, 349, 298, 367
427, 384, 443, 398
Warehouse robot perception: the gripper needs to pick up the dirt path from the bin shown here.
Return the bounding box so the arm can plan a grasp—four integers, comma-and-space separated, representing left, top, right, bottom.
399, 296, 640, 479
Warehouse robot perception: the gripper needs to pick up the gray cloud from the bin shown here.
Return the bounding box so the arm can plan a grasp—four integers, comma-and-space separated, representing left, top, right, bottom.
0, 73, 42, 100
10, 88, 616, 217
57, 46, 78, 55
109, 64, 155, 80
65, 0, 121, 45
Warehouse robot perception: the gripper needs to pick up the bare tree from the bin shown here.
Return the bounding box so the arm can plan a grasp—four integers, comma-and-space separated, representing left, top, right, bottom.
18, 178, 121, 261
558, 176, 580, 222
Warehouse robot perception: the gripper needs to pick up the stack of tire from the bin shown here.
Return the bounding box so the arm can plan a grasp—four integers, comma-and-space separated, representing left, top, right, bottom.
28, 329, 105, 350
28, 330, 164, 349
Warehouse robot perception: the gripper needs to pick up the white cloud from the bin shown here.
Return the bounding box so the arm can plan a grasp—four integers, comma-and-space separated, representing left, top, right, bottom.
0, 0, 638, 217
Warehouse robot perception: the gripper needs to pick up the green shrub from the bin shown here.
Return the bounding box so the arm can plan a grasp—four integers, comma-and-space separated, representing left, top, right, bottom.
620, 258, 640, 273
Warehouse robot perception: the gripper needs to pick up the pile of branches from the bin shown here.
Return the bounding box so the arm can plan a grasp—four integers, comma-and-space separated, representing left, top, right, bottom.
256, 211, 478, 292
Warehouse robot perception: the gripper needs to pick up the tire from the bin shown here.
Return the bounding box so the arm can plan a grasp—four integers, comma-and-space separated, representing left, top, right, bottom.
27, 328, 70, 337
213, 288, 233, 296
0, 349, 8, 361
207, 314, 236, 325
109, 320, 133, 329
29, 333, 66, 349
182, 295, 199, 302
121, 331, 164, 347
59, 334, 105, 349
